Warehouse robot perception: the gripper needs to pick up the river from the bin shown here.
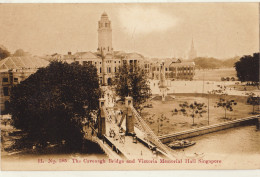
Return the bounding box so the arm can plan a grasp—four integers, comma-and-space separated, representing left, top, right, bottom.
173, 125, 260, 169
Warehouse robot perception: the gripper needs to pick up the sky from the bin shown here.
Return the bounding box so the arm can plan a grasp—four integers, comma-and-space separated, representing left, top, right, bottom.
0, 3, 259, 59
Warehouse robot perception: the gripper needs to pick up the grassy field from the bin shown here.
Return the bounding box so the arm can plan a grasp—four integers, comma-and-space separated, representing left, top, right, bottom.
194, 68, 237, 81
142, 94, 258, 136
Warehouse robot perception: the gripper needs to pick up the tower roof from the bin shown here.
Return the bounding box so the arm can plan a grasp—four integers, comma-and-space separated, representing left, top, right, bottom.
101, 12, 108, 17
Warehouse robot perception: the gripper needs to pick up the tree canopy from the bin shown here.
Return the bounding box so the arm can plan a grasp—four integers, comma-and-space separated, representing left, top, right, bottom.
192, 56, 240, 69
215, 97, 237, 119
10, 61, 101, 149
0, 46, 10, 60
114, 62, 151, 110
177, 101, 207, 125
234, 53, 259, 83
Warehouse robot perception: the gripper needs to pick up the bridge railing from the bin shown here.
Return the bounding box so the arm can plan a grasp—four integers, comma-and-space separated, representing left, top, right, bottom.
159, 115, 260, 140
130, 105, 178, 159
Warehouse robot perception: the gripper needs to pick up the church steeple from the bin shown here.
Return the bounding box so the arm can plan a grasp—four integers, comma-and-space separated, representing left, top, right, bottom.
189, 38, 197, 60
97, 12, 113, 56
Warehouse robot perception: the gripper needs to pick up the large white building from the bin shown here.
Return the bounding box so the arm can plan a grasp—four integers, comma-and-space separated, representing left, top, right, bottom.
48, 12, 145, 86
44, 12, 195, 83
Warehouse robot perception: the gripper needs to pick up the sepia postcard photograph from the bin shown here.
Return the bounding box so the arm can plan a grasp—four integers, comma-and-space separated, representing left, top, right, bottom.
0, 2, 259, 171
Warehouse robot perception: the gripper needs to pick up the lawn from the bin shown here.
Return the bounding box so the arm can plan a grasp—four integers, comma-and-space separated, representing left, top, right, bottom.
194, 68, 237, 81
141, 94, 258, 136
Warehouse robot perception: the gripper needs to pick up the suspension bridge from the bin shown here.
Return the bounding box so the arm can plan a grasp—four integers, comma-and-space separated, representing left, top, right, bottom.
85, 96, 180, 160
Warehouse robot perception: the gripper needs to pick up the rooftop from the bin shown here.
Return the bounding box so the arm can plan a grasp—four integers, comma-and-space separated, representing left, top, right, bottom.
0, 56, 49, 71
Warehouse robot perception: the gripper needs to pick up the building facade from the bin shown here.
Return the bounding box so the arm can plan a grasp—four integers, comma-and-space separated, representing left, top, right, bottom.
0, 55, 49, 113
151, 59, 195, 80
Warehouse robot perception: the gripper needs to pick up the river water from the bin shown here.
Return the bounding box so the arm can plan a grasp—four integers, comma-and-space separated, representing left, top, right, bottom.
173, 125, 260, 169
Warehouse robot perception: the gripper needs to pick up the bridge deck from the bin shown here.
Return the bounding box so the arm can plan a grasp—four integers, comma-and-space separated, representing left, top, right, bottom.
105, 117, 157, 159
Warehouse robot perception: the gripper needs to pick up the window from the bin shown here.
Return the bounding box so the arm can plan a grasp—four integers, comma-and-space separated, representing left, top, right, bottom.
2, 78, 8, 82
114, 67, 117, 72
3, 87, 9, 96
109, 67, 111, 73
115, 61, 116, 63
100, 68, 102, 73
14, 78, 18, 82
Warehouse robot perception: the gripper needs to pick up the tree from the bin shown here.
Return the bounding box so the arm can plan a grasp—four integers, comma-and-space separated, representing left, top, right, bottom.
177, 101, 207, 126
247, 92, 260, 114
13, 49, 26, 56
114, 62, 151, 111
0, 46, 10, 60
235, 53, 259, 86
215, 97, 237, 119
10, 61, 101, 149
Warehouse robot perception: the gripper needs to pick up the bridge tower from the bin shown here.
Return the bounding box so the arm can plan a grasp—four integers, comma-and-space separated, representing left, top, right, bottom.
98, 98, 106, 137
125, 96, 135, 135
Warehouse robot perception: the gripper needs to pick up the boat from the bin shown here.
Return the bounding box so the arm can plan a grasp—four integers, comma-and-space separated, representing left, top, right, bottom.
168, 140, 196, 149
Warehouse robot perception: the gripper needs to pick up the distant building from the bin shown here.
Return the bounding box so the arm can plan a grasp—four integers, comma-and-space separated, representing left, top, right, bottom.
150, 58, 195, 80
0, 55, 49, 113
168, 61, 195, 80
188, 39, 197, 60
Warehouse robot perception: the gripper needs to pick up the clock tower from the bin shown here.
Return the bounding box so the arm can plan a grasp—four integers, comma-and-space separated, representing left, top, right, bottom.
97, 12, 113, 56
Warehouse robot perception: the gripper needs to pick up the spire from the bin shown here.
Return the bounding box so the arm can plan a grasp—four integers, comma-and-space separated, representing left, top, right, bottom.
189, 38, 197, 60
